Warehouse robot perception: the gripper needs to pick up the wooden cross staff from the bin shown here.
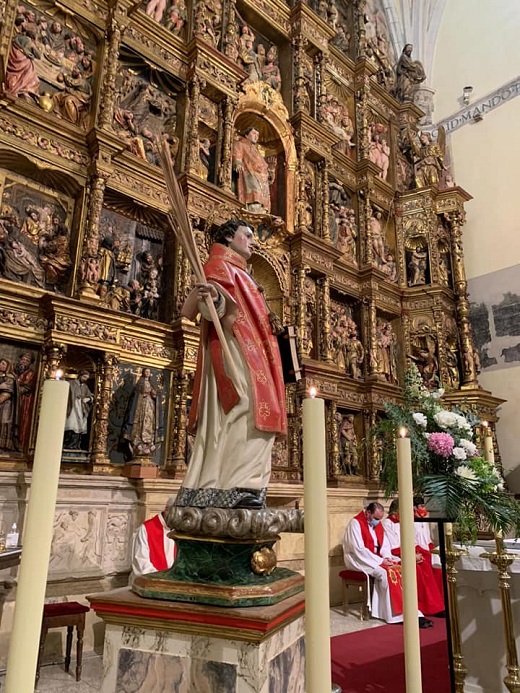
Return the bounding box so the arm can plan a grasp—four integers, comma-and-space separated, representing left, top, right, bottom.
156, 140, 242, 389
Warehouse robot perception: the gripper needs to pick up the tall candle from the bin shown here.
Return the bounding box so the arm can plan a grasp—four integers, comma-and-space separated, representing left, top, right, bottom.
6, 377, 70, 693
396, 428, 423, 692
303, 389, 332, 693
483, 423, 495, 465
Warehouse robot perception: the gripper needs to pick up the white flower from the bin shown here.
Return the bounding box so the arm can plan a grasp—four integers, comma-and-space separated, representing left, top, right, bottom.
431, 388, 445, 400
434, 410, 458, 429
413, 413, 428, 428
455, 465, 478, 481
459, 439, 478, 457
496, 482, 505, 491
453, 414, 472, 433
453, 447, 467, 461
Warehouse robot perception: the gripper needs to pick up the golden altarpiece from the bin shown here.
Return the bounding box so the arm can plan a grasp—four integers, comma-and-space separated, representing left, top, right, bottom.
0, 0, 504, 655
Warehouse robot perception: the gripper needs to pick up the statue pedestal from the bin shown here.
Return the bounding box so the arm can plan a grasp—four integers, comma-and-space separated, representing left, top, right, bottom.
88, 588, 305, 693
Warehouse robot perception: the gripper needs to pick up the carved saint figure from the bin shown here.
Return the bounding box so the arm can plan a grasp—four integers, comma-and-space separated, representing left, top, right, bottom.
408, 246, 428, 286
345, 327, 364, 379
63, 370, 94, 450
232, 127, 273, 213
15, 352, 36, 449
393, 44, 426, 103
120, 368, 164, 459
411, 132, 445, 188
338, 414, 359, 476
0, 358, 17, 451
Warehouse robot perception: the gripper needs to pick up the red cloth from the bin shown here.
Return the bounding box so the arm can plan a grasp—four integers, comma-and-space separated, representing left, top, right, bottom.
188, 243, 287, 435
415, 546, 445, 615
144, 514, 169, 571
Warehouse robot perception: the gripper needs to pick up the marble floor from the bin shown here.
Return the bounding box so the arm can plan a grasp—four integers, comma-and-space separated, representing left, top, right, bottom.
1, 606, 384, 692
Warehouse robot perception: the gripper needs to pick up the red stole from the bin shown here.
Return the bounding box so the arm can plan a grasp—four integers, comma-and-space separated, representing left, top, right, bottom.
354, 510, 403, 616
354, 510, 385, 555
188, 243, 287, 435
144, 514, 170, 571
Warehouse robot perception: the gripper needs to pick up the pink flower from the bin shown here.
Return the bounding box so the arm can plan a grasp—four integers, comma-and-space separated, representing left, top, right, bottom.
427, 432, 454, 458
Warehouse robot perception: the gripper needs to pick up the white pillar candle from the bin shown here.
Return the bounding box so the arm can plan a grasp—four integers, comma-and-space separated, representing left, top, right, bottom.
396, 429, 423, 692
5, 377, 70, 693
303, 389, 332, 693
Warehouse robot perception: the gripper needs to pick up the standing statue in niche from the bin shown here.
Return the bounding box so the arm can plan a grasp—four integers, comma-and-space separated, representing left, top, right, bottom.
393, 44, 426, 103
0, 358, 17, 452
345, 326, 364, 379
338, 414, 359, 476
120, 368, 164, 460
409, 131, 445, 188
232, 127, 274, 213
262, 46, 282, 91
15, 352, 36, 449
375, 320, 398, 384
63, 370, 94, 450
408, 246, 428, 286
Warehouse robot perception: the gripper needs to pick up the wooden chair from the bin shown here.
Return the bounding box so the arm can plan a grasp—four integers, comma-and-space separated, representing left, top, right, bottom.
339, 569, 371, 620
36, 601, 90, 685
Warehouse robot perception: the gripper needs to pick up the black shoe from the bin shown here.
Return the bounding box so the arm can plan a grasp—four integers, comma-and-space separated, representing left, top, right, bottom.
234, 495, 264, 509
419, 617, 434, 629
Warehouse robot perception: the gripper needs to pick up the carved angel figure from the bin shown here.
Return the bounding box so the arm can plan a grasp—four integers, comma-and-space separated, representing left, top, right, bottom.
409, 129, 446, 188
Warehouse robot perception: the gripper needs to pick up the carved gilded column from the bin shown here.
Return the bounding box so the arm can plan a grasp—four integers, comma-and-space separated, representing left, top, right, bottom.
315, 51, 327, 124
297, 143, 309, 233
219, 94, 236, 191
292, 35, 309, 114
317, 276, 333, 363
366, 298, 379, 377
91, 353, 118, 472
293, 266, 310, 359
43, 342, 66, 379
354, 0, 367, 60
223, 0, 239, 61
360, 189, 373, 265
185, 74, 205, 175
97, 0, 132, 130
445, 211, 479, 388
364, 409, 380, 480
319, 160, 330, 242
329, 400, 341, 478
165, 370, 190, 474
76, 169, 109, 300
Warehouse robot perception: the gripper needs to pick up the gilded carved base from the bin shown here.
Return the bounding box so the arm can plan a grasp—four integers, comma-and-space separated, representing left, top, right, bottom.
133, 532, 305, 607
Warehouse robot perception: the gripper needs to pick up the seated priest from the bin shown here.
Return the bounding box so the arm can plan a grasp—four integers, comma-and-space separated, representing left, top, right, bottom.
383, 498, 445, 617
130, 496, 177, 582
343, 502, 433, 627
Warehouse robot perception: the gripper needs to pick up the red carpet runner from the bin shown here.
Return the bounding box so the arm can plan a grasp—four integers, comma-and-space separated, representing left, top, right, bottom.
330, 616, 451, 692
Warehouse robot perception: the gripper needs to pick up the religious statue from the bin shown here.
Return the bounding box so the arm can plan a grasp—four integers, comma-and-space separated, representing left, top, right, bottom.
0, 358, 17, 452
176, 219, 287, 509
345, 327, 364, 379
232, 127, 274, 213
393, 44, 426, 103
411, 337, 439, 389
369, 123, 390, 181
375, 319, 398, 384
408, 246, 428, 286
15, 352, 37, 450
409, 130, 445, 188
445, 343, 460, 390
262, 46, 282, 91
63, 370, 94, 450
120, 368, 164, 460
338, 414, 359, 476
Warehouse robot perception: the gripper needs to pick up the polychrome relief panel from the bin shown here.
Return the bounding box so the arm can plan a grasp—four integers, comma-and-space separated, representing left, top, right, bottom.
0, 172, 74, 292
141, 0, 186, 37
97, 207, 166, 320
108, 363, 170, 466
4, 2, 98, 129
113, 51, 178, 167
0, 342, 39, 455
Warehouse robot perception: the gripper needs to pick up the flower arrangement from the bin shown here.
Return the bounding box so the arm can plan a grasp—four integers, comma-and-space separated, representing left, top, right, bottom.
374, 365, 520, 540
